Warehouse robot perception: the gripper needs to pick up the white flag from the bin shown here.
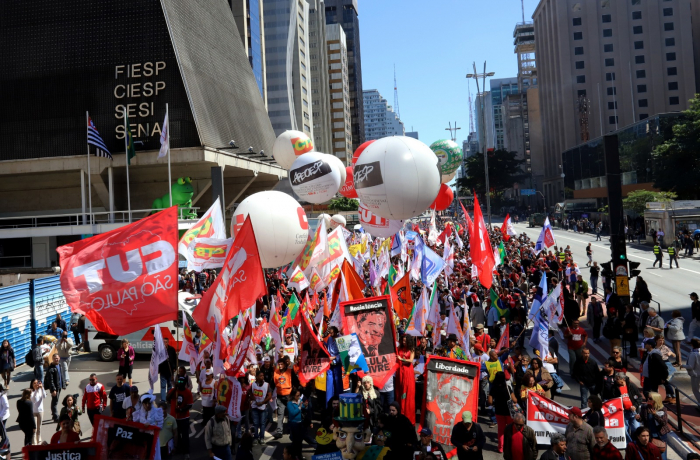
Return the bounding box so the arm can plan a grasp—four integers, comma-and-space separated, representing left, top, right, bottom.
148, 325, 168, 390
288, 266, 310, 292
158, 112, 169, 158
178, 198, 227, 257
443, 241, 454, 277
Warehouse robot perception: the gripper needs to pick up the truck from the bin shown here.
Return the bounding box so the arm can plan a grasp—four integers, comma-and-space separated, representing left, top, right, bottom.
528, 213, 546, 227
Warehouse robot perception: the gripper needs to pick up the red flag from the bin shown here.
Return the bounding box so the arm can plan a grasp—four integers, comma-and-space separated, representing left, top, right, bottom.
459, 199, 474, 235
226, 318, 252, 376
323, 294, 331, 318
298, 308, 331, 385
495, 324, 509, 352
470, 194, 495, 289
331, 259, 366, 311
57, 207, 179, 336
390, 273, 413, 320
501, 214, 510, 242
437, 222, 453, 245
193, 216, 267, 339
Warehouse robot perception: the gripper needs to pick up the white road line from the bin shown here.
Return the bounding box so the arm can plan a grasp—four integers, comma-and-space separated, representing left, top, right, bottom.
260, 445, 276, 460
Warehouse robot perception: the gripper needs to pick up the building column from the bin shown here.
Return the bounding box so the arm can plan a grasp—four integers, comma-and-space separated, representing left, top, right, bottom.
211, 166, 225, 217
108, 165, 114, 223
81, 170, 87, 225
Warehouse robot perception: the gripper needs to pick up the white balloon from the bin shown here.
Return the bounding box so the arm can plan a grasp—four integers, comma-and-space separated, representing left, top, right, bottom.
441, 170, 458, 184
318, 213, 332, 228
232, 191, 309, 268
324, 154, 347, 186
358, 202, 404, 238
289, 152, 342, 204
272, 130, 314, 170
353, 136, 441, 220
330, 214, 346, 228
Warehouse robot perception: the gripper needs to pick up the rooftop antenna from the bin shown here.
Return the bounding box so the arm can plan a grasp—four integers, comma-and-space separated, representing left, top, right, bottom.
521, 0, 525, 23
393, 64, 400, 119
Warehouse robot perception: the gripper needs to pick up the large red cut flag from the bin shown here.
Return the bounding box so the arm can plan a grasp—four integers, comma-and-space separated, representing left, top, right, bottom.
390, 273, 413, 320
57, 206, 179, 336
459, 199, 473, 235
193, 216, 267, 339
501, 214, 510, 241
470, 194, 495, 289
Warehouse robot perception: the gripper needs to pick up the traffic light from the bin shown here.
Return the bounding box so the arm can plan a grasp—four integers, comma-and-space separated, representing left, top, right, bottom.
601, 261, 614, 278
629, 260, 641, 278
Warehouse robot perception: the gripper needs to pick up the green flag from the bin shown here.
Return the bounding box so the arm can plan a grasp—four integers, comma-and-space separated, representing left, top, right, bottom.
490, 288, 509, 321
388, 265, 398, 287
125, 114, 136, 165
498, 241, 506, 263
281, 293, 300, 329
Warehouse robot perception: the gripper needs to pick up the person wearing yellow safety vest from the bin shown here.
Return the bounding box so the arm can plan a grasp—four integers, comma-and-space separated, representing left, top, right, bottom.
652, 244, 663, 268
484, 350, 503, 428
668, 245, 679, 269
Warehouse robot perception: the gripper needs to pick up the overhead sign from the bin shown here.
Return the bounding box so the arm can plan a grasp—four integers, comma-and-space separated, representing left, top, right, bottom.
520, 189, 536, 196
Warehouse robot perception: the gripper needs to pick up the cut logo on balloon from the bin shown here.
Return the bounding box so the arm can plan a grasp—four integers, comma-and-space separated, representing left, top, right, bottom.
353, 161, 383, 189
290, 160, 332, 185
292, 137, 313, 156
297, 207, 309, 230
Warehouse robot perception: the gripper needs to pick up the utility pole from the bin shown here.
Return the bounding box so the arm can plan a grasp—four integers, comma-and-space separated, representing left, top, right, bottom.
445, 121, 461, 143
466, 62, 495, 226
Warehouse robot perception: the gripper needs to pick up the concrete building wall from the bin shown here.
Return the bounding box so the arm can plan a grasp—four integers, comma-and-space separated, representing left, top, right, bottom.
534, 0, 699, 207
363, 89, 404, 141
326, 23, 353, 164
309, 0, 333, 154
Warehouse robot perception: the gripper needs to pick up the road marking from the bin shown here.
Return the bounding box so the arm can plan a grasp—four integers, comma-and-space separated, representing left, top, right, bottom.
260, 445, 276, 460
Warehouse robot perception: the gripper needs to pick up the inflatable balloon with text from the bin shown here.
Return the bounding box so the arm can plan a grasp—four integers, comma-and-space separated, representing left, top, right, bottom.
272, 130, 314, 170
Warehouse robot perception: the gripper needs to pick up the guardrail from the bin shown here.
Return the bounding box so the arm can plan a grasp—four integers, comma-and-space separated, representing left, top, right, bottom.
667, 381, 700, 449
0, 207, 200, 229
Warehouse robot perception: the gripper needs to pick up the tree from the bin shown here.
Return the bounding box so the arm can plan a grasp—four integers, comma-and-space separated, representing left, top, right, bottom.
455, 149, 527, 197
622, 190, 676, 215
651, 95, 700, 199
328, 197, 359, 211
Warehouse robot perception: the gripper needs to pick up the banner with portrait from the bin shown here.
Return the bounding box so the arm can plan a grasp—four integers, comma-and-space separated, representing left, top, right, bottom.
91, 415, 160, 460
421, 356, 480, 452
23, 442, 102, 460
340, 295, 397, 388
298, 309, 331, 385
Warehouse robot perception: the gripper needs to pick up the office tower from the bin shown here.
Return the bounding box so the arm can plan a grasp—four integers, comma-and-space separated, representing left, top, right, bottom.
533, 0, 700, 205
264, 0, 313, 137
490, 77, 519, 151
326, 23, 353, 164
405, 132, 419, 140
231, 0, 267, 106
363, 89, 405, 141
324, 0, 364, 151
309, 0, 333, 154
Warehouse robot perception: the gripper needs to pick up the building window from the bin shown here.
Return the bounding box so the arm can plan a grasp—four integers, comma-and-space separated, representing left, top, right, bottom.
666, 52, 676, 61
665, 37, 675, 46
605, 58, 615, 67
668, 67, 677, 76
574, 31, 583, 40
576, 75, 586, 83
639, 99, 648, 107
668, 81, 678, 90
632, 11, 642, 20
573, 17, 582, 26
608, 101, 618, 110
606, 72, 616, 81
609, 115, 618, 125
634, 41, 644, 50
637, 84, 647, 93
575, 47, 584, 55
575, 61, 585, 69
631, 0, 641, 4
636, 70, 646, 78
602, 14, 612, 23
607, 86, 617, 95
663, 7, 673, 16
603, 29, 613, 37
640, 114, 649, 120
664, 22, 674, 31
578, 89, 587, 97
633, 25, 643, 34
670, 96, 680, 105
604, 44, 614, 52
635, 55, 645, 64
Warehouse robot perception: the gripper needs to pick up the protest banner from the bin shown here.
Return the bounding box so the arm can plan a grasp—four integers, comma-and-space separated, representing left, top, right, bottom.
421, 356, 480, 453
526, 392, 626, 448
23, 442, 102, 460
298, 309, 331, 385
91, 415, 160, 460
340, 295, 397, 388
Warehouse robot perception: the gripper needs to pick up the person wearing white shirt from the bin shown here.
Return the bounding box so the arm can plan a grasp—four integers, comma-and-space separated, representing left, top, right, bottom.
0, 383, 9, 452
30, 379, 46, 444
123, 386, 142, 421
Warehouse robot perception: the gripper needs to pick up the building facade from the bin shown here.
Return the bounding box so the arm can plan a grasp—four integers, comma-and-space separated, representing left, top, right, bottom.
363, 90, 405, 141
324, 0, 364, 151
406, 131, 419, 140
533, 0, 700, 207
474, 92, 495, 151
326, 23, 353, 164
309, 0, 333, 154
490, 78, 520, 151
264, 0, 313, 137
231, 0, 267, 106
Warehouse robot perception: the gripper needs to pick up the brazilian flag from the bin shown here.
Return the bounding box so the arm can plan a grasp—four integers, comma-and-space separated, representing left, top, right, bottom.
490, 288, 509, 321
388, 265, 398, 287
125, 114, 136, 165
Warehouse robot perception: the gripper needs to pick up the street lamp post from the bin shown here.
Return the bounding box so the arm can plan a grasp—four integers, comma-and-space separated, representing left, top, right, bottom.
536, 191, 546, 214
466, 62, 495, 227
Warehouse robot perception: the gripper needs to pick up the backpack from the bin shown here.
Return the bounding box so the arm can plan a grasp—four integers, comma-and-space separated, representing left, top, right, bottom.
25, 348, 35, 367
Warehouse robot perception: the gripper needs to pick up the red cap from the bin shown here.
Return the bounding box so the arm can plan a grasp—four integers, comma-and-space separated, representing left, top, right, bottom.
474, 343, 484, 352
569, 407, 583, 418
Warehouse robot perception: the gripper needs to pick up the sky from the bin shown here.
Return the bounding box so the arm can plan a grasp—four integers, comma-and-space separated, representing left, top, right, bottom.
359, 0, 541, 147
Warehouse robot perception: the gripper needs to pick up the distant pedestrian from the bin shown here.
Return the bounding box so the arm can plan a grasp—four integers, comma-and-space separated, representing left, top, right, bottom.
31, 337, 45, 384
29, 379, 46, 444
116, 339, 135, 386
540, 434, 571, 460
451, 411, 485, 460
503, 413, 537, 460
17, 389, 36, 446
55, 331, 73, 385
44, 354, 64, 423
0, 341, 15, 390
589, 262, 600, 295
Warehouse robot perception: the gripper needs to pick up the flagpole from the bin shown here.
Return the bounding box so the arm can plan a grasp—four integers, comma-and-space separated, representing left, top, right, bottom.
124, 115, 132, 223
86, 111, 93, 225
166, 103, 172, 208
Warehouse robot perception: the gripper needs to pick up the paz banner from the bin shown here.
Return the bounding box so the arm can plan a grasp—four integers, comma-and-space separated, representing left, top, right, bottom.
58, 207, 179, 336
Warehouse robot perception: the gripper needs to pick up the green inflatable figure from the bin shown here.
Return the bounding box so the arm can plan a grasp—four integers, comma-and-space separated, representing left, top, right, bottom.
152, 176, 197, 218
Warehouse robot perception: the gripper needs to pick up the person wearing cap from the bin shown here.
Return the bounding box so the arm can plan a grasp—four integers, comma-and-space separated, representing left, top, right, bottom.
166, 376, 193, 460
473, 324, 490, 352
123, 385, 141, 421
133, 392, 164, 430
564, 406, 594, 460
540, 433, 571, 460
159, 401, 177, 459
640, 338, 667, 396
445, 334, 467, 361
205, 405, 232, 460
503, 413, 537, 460
416, 427, 447, 460
201, 368, 216, 426
450, 410, 485, 460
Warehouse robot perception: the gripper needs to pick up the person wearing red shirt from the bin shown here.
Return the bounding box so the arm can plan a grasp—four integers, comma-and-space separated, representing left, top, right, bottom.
592, 426, 623, 460
503, 413, 537, 460
81, 373, 107, 426
50, 415, 80, 444
563, 320, 588, 375
167, 376, 193, 460
473, 325, 491, 351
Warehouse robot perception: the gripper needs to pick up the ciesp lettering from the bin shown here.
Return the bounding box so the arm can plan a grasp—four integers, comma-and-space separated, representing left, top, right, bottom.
348, 302, 384, 312
353, 165, 374, 184
292, 161, 324, 184
43, 452, 83, 460
89, 275, 174, 312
